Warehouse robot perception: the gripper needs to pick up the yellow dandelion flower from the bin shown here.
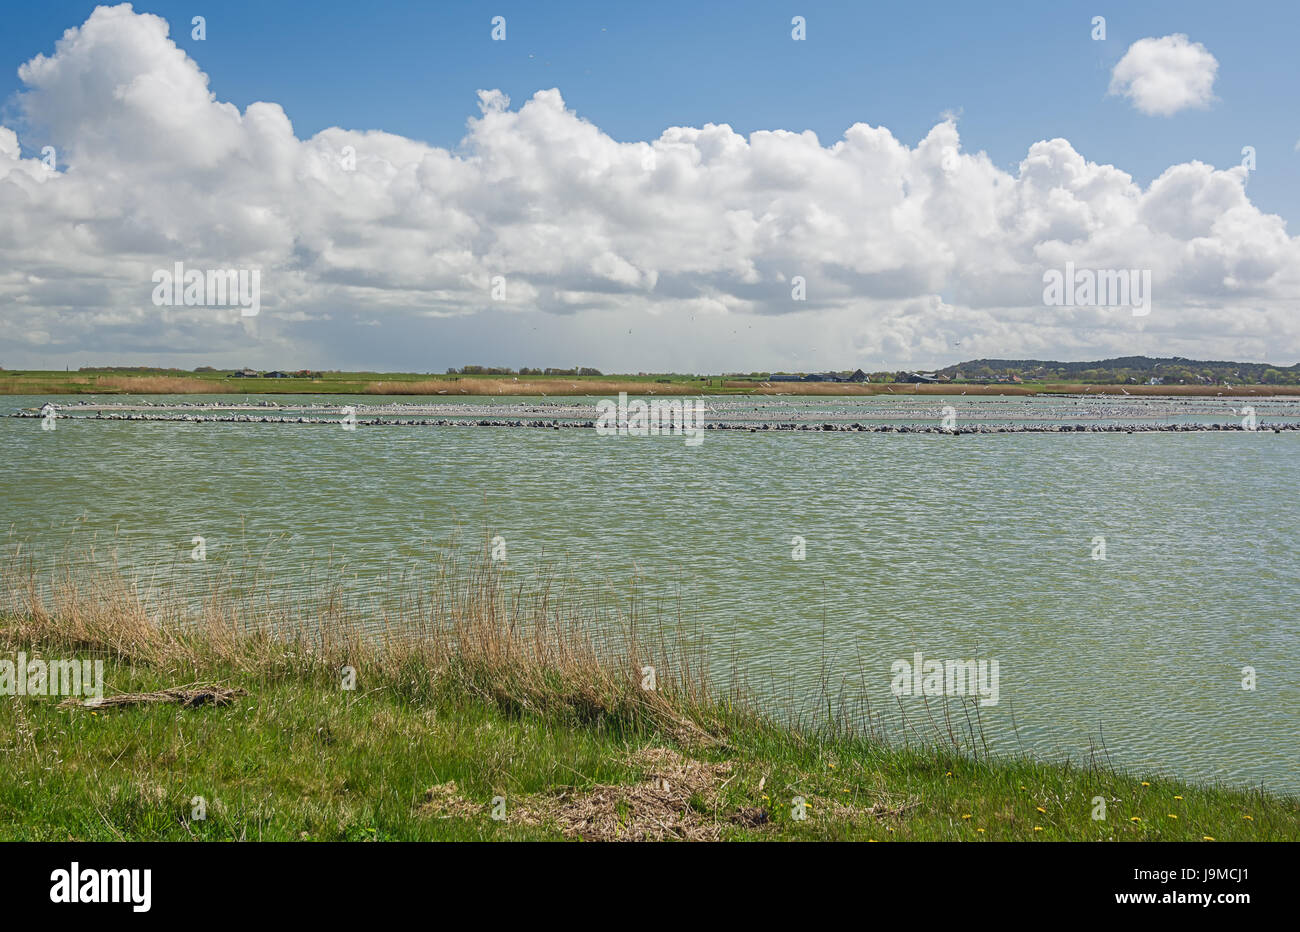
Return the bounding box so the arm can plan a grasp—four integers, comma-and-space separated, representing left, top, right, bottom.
962, 814, 972, 820
1036, 806, 1046, 813
1167, 814, 1177, 819
1033, 826, 1043, 832
1202, 836, 1215, 841
1243, 815, 1254, 821
1130, 817, 1142, 823
1140, 782, 1150, 787
976, 828, 985, 833
1173, 795, 1183, 800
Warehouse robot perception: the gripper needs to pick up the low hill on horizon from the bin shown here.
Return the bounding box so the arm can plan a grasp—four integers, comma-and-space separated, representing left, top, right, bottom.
935, 356, 1300, 385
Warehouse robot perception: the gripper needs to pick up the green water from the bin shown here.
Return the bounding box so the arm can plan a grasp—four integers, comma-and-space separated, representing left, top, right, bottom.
4, 394, 1297, 793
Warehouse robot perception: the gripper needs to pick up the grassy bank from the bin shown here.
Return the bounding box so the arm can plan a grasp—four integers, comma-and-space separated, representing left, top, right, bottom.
0, 558, 1295, 841
3, 368, 1298, 397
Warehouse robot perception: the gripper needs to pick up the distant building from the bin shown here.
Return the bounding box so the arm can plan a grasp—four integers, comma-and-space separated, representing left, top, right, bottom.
768, 369, 869, 383
230, 367, 259, 378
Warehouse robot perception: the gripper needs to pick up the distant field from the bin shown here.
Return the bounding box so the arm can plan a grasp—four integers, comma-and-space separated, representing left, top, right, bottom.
0, 370, 725, 396
1, 369, 1296, 397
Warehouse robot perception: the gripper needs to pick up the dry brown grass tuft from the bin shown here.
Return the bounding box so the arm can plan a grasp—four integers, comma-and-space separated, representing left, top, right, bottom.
0, 541, 722, 742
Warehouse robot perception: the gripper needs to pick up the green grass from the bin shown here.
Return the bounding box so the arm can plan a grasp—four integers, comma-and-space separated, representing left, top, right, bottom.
2, 648, 1294, 841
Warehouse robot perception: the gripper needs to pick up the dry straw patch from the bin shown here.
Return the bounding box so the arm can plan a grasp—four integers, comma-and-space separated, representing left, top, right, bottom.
542, 747, 735, 841
59, 684, 247, 710
417, 782, 485, 821
412, 748, 738, 840
820, 794, 922, 824
415, 747, 920, 840
497, 747, 736, 842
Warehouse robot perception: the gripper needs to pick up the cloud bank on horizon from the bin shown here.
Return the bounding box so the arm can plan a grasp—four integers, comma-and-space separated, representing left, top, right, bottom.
0, 4, 1297, 371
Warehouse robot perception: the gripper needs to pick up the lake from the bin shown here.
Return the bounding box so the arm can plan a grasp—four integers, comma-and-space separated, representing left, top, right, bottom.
4, 392, 1298, 793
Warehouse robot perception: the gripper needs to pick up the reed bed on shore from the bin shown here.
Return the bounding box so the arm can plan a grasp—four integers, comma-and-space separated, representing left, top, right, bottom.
1, 538, 722, 743
92, 376, 233, 394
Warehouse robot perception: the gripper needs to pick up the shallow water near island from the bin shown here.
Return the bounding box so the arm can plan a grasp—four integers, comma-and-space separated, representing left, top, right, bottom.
4, 393, 1298, 793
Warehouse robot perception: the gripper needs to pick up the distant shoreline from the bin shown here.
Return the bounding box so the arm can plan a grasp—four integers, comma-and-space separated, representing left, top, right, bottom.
2, 372, 1298, 399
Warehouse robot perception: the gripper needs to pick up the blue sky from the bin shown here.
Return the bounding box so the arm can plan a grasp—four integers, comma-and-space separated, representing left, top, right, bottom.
0, 1, 1296, 371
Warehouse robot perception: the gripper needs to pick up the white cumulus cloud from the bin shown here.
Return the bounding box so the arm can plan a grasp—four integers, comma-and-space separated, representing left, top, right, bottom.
1109, 34, 1219, 117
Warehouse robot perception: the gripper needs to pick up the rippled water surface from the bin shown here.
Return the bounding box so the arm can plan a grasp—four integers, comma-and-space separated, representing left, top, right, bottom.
4, 393, 1298, 793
